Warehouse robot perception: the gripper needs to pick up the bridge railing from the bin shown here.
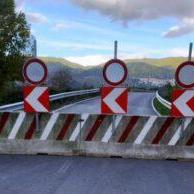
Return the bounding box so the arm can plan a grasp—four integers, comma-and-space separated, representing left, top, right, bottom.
0, 88, 100, 112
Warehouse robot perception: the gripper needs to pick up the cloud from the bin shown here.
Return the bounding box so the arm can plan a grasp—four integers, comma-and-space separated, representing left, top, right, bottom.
26, 12, 48, 24
66, 55, 110, 66
15, 0, 25, 12
66, 53, 154, 66
68, 0, 194, 37
53, 23, 69, 31
163, 18, 194, 38
39, 40, 113, 51
52, 20, 126, 37
167, 48, 188, 56
66, 47, 189, 66
69, 0, 194, 22
15, 1, 49, 24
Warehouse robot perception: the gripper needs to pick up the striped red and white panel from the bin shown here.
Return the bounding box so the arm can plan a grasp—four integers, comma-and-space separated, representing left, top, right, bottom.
1, 113, 194, 146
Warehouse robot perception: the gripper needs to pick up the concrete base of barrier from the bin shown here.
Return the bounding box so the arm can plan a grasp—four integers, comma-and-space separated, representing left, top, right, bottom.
1, 139, 194, 160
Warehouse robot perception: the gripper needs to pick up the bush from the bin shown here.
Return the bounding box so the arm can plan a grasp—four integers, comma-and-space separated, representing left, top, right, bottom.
0, 82, 23, 104
158, 83, 180, 102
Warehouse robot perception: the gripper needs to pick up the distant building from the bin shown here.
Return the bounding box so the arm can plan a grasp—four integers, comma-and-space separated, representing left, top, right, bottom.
24, 35, 37, 57
139, 78, 169, 87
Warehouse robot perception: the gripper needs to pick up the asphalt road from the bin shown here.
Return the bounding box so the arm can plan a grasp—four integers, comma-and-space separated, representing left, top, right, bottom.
0, 155, 194, 194
56, 92, 156, 116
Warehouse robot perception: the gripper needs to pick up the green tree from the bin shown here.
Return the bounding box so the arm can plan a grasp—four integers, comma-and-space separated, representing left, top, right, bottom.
0, 0, 30, 103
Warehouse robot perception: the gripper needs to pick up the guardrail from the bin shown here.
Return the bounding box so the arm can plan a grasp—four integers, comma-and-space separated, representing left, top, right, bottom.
155, 91, 172, 109
0, 88, 100, 112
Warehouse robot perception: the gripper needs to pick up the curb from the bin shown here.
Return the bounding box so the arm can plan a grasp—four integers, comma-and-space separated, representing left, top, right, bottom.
151, 96, 161, 116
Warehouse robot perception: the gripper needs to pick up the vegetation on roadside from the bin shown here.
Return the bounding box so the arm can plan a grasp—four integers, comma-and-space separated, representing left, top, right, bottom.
40, 57, 85, 69
153, 97, 170, 116
153, 83, 181, 115
125, 57, 193, 68
158, 83, 180, 102
0, 0, 30, 104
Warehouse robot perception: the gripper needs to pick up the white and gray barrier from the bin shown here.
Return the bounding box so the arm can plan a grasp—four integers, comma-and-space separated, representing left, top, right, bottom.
0, 112, 194, 159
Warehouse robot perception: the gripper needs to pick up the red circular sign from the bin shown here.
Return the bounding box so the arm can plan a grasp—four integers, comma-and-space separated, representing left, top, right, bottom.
23, 58, 48, 85
103, 59, 128, 86
175, 61, 194, 88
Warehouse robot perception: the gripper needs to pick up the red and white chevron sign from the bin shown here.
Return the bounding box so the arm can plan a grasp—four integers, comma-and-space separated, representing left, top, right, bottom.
23, 86, 50, 113
101, 87, 128, 114
171, 90, 194, 117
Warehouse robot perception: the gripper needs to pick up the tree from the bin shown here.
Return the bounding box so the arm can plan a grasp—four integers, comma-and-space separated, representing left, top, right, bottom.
49, 70, 73, 92
0, 0, 30, 103
0, 0, 30, 56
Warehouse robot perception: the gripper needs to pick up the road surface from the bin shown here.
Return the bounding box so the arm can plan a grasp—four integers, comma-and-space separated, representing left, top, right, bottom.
56, 92, 156, 116
0, 155, 194, 194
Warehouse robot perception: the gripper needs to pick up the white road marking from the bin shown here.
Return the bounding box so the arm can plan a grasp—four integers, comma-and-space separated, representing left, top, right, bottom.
101, 116, 123, 143
168, 118, 192, 146
8, 112, 26, 139
134, 116, 157, 144
40, 113, 59, 140
69, 114, 89, 141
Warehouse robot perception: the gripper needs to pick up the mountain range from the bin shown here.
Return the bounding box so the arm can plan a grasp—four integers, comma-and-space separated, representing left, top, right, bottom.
40, 57, 191, 89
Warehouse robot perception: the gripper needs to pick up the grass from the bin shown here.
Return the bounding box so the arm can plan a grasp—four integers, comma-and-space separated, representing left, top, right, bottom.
41, 56, 193, 69
125, 57, 193, 68
158, 84, 181, 102
40, 57, 86, 69
153, 97, 170, 116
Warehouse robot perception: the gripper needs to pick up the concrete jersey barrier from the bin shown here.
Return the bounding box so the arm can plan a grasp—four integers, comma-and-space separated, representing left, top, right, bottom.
0, 112, 194, 160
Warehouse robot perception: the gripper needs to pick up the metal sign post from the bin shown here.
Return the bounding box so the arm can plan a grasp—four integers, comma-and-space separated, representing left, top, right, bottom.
189, 42, 193, 61
101, 40, 128, 134
102, 41, 128, 87
114, 40, 118, 59
23, 58, 49, 132
112, 41, 118, 133
180, 42, 193, 137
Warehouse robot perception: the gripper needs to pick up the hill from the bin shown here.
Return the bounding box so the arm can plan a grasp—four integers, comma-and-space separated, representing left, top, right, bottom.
39, 56, 190, 90
125, 57, 193, 68
40, 57, 86, 69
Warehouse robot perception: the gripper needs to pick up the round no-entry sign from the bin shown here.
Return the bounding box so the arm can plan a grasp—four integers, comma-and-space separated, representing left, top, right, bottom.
23, 58, 48, 85
103, 59, 128, 86
175, 61, 194, 88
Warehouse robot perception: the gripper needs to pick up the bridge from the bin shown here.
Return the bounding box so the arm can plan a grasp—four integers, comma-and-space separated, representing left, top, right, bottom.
0, 84, 194, 194
0, 89, 156, 115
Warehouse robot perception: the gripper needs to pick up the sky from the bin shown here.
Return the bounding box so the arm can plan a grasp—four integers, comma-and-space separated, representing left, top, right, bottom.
15, 0, 194, 66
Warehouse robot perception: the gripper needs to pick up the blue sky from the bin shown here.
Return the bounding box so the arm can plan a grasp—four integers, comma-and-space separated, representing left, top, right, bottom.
16, 0, 194, 66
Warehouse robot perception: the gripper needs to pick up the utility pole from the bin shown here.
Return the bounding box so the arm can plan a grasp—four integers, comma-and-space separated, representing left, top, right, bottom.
31, 35, 37, 57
